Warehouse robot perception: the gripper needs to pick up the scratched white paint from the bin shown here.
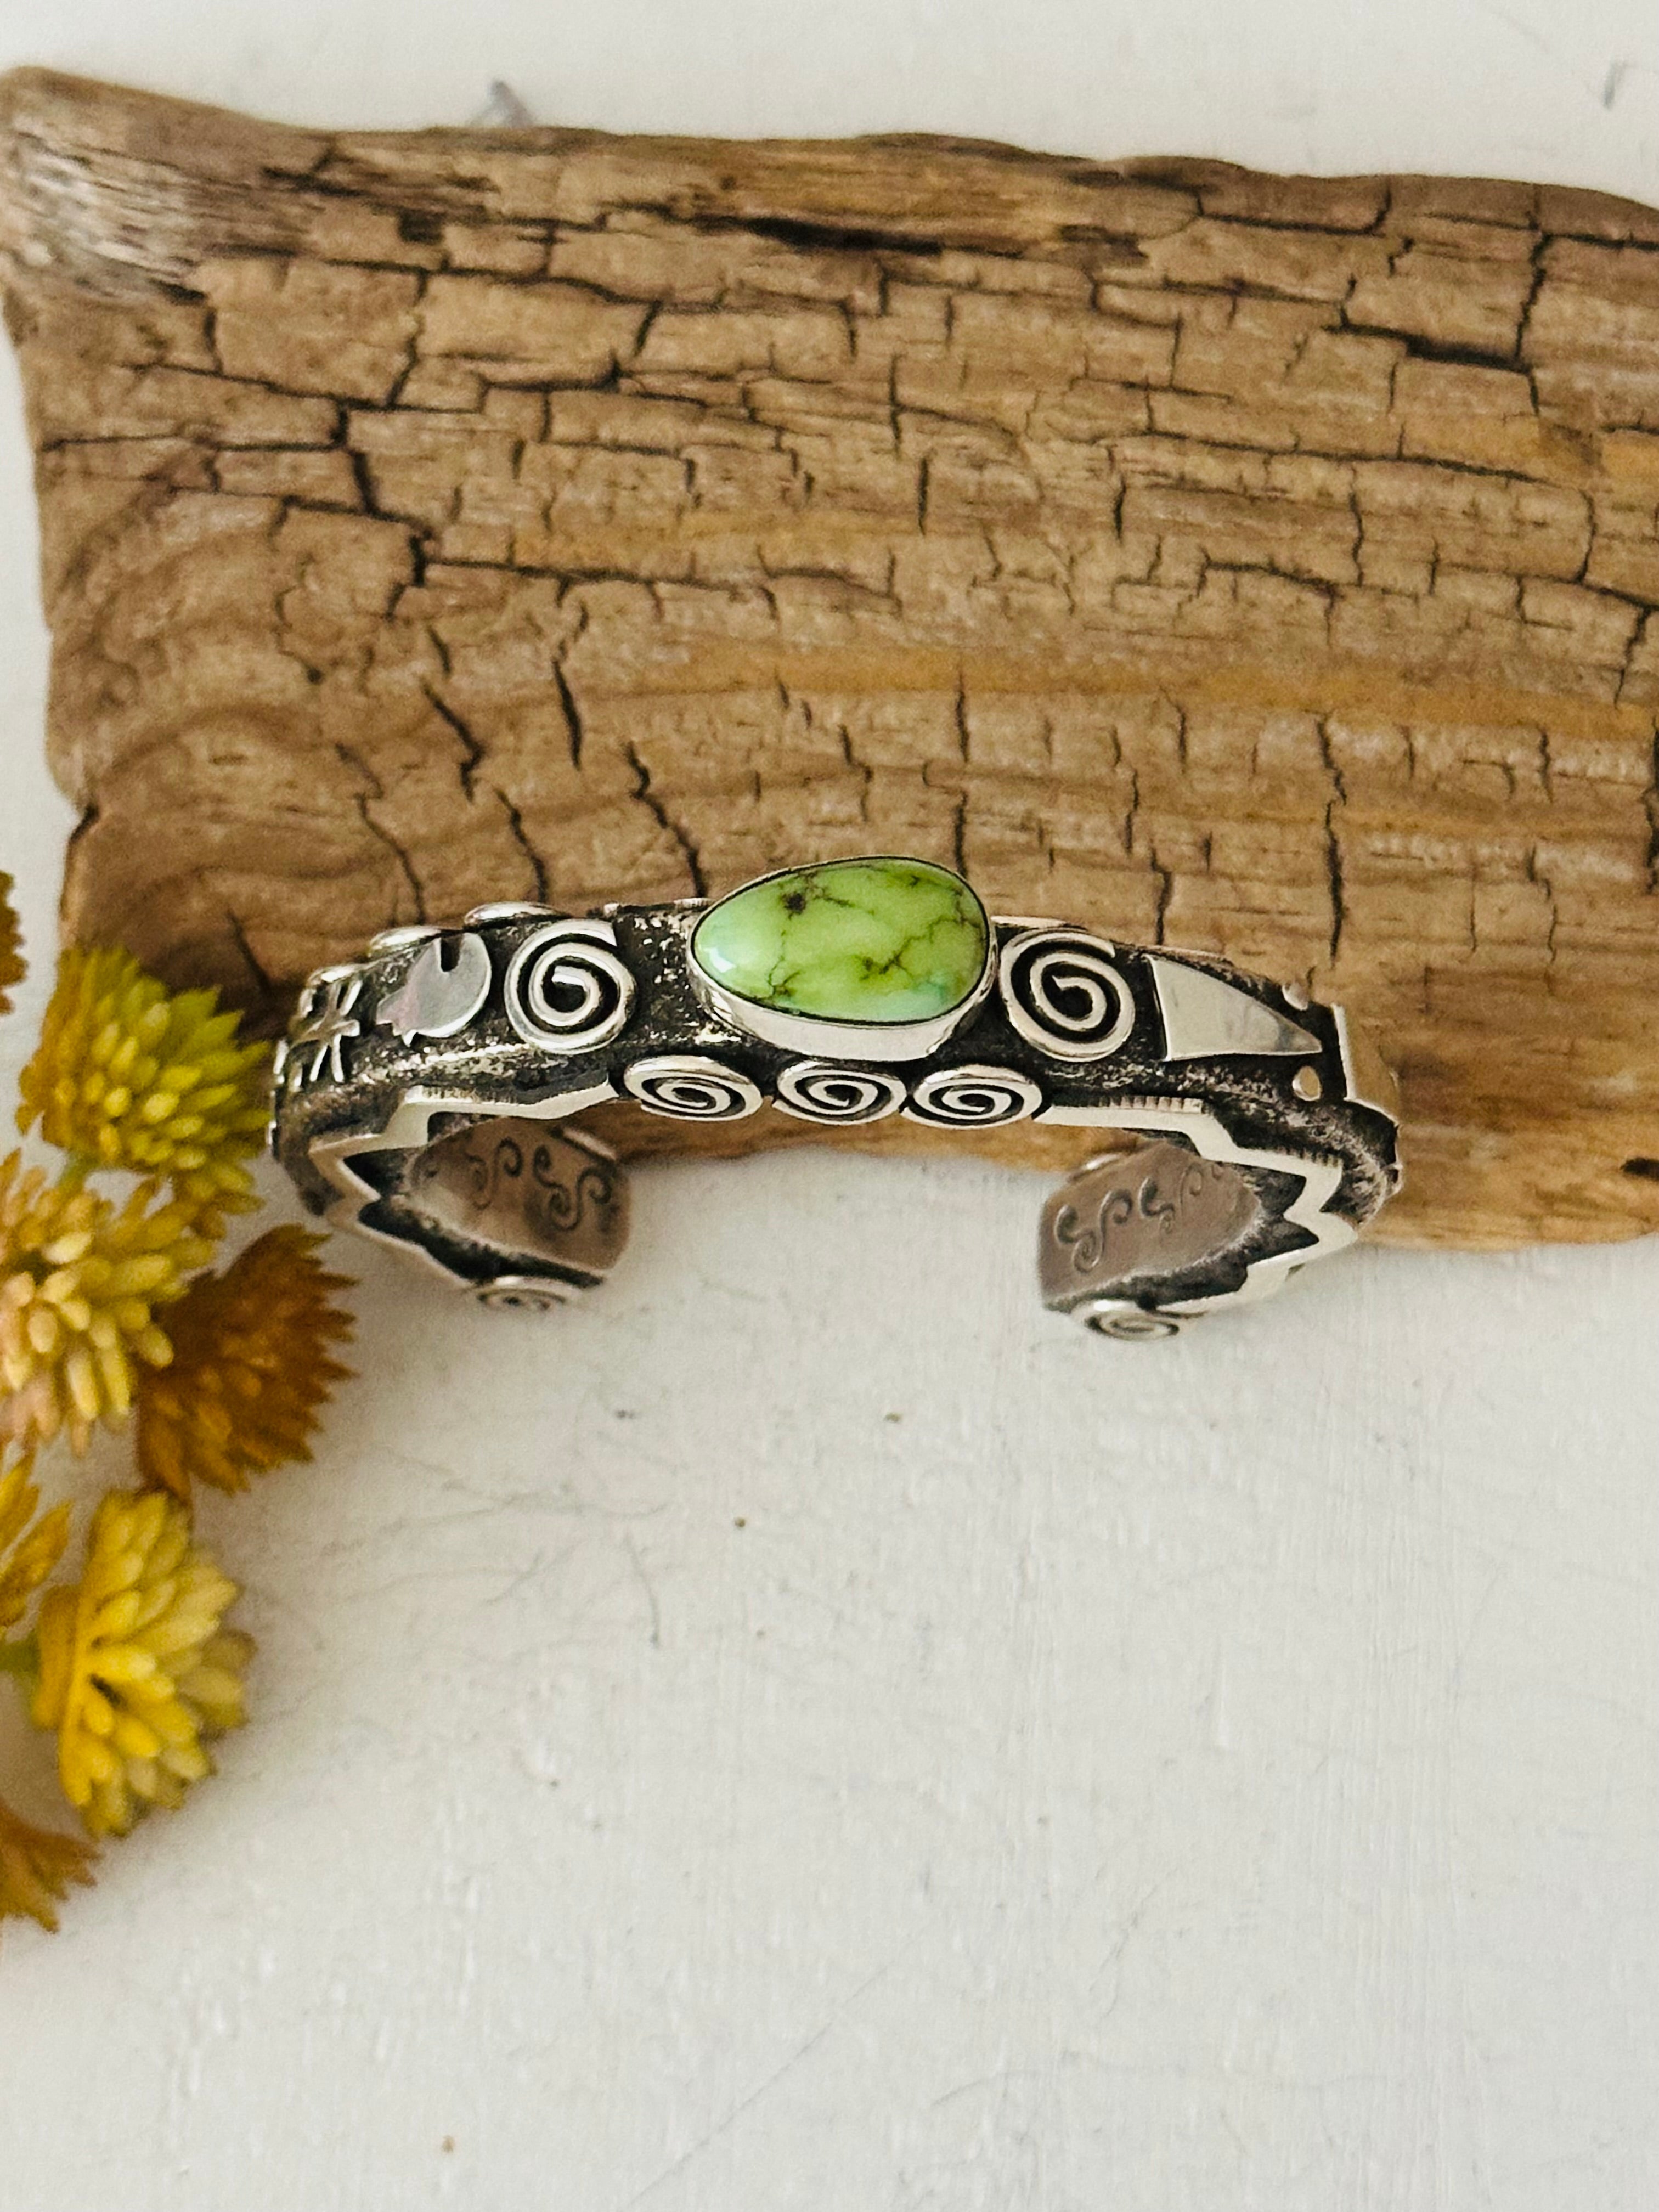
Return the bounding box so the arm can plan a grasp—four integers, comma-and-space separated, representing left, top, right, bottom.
0, 6, 1656, 2208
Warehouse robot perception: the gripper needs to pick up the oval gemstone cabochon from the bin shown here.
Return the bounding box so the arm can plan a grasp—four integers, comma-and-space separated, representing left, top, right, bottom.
690, 859, 990, 1028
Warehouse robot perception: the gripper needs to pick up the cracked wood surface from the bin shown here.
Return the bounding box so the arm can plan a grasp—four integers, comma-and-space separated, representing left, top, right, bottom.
1, 70, 1657, 1249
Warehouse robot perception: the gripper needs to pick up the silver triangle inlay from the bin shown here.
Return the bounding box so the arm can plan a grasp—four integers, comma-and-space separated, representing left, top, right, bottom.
1149, 955, 1322, 1061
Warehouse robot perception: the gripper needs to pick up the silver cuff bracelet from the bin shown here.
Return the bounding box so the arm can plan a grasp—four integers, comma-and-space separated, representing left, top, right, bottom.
270, 856, 1401, 1340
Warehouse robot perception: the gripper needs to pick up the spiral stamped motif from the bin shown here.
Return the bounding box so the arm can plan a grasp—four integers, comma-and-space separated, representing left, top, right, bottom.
453, 1132, 621, 1238
475, 1277, 574, 1314
772, 1062, 908, 1124
623, 1055, 764, 1120
997, 928, 1135, 1060
903, 1063, 1045, 1127
504, 919, 635, 1053
1052, 1155, 1237, 1276
1082, 1302, 1183, 1342
1037, 1142, 1263, 1330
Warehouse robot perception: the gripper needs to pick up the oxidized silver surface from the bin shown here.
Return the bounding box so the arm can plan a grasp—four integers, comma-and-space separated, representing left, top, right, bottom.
271, 869, 1403, 1336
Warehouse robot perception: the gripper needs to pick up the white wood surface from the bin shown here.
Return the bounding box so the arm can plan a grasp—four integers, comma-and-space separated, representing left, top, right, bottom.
0, 7, 1656, 2207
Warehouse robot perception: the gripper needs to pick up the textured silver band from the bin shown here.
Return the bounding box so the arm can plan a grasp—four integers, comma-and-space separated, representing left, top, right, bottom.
270, 876, 1402, 1339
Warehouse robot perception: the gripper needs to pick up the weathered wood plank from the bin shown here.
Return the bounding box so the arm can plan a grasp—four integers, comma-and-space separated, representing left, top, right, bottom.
2, 68, 1657, 1246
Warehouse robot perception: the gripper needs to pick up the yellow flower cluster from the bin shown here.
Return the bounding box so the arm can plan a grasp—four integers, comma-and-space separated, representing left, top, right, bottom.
0, 1156, 213, 1453
0, 1452, 69, 1630
0, 874, 21, 1020
0, 915, 354, 1936
138, 1226, 355, 1500
32, 1488, 252, 1838
0, 1795, 95, 1933
0, 1453, 95, 1938
17, 946, 271, 1230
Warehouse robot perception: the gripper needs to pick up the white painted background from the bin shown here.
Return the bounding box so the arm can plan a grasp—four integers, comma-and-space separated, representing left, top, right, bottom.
0, 4, 1656, 2207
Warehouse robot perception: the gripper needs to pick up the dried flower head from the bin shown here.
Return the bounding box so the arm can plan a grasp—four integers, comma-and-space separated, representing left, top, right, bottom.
0, 1156, 215, 1453
16, 946, 270, 1226
0, 1793, 95, 1934
0, 873, 21, 1018
0, 1450, 70, 1631
137, 1226, 354, 1501
32, 1488, 251, 1837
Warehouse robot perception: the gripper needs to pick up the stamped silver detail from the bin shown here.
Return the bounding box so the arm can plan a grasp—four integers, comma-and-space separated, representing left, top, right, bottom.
1039, 1142, 1262, 1315
1149, 954, 1323, 1061
1081, 1301, 1185, 1342
998, 928, 1135, 1060
623, 1055, 763, 1120
284, 970, 364, 1087
475, 1276, 575, 1313
902, 1063, 1044, 1127
772, 1062, 907, 1124
504, 918, 635, 1053
409, 1118, 629, 1283
375, 930, 493, 1044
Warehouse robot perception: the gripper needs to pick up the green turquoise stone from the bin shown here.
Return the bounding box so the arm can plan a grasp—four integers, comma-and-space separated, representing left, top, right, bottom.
690, 859, 990, 1026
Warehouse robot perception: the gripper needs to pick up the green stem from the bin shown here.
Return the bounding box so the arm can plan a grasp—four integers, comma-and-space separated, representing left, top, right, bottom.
0, 1633, 39, 1683
58, 1153, 97, 1192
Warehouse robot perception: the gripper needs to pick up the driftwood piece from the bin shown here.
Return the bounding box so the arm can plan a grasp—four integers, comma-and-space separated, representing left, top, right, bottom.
1, 69, 1656, 1250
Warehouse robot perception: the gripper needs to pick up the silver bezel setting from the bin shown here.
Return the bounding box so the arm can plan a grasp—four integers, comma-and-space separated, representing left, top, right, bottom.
682, 856, 996, 1063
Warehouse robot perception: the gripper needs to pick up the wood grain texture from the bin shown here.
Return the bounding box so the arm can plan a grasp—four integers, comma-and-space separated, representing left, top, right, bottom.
1, 67, 1657, 1248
